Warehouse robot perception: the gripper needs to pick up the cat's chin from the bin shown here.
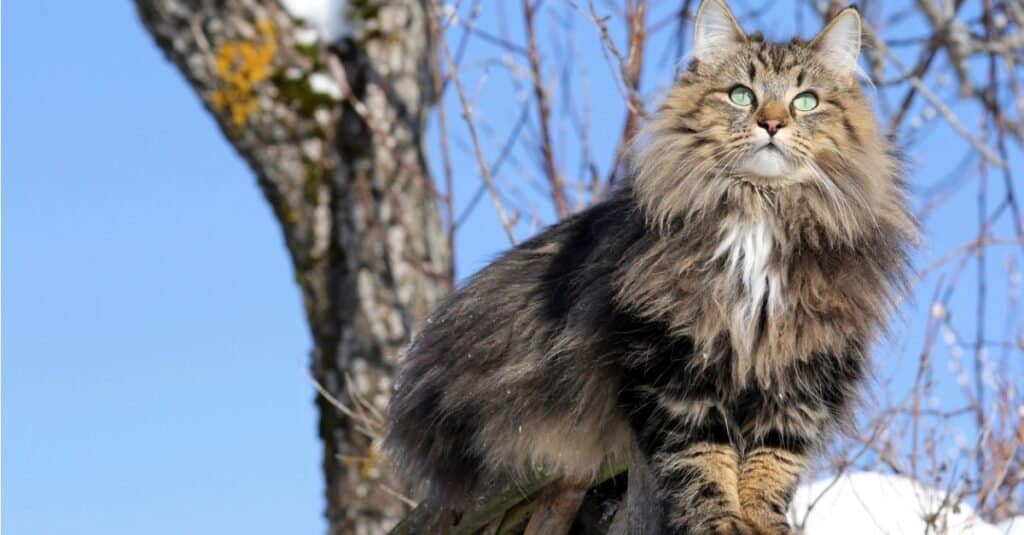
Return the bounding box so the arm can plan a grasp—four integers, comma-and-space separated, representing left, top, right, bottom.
739, 146, 796, 178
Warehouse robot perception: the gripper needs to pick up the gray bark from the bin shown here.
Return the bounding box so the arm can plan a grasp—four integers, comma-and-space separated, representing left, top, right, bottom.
134, 1, 449, 533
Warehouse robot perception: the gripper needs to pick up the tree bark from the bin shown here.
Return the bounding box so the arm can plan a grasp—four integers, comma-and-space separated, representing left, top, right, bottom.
135, 1, 448, 533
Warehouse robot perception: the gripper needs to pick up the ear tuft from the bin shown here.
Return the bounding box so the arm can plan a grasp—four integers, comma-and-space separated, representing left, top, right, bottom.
812, 8, 862, 76
692, 0, 746, 63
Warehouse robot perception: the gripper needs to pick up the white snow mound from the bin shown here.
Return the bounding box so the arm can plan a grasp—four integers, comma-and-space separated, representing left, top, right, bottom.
791, 472, 1011, 534
996, 517, 1024, 535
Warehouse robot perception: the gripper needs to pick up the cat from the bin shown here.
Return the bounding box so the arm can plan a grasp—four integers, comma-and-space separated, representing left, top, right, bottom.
386, 1, 917, 533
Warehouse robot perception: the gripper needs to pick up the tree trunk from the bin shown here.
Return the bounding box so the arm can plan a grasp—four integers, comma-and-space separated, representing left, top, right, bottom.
134, 1, 448, 533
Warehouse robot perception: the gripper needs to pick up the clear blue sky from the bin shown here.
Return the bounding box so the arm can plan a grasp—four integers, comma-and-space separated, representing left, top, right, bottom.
3, 1, 1020, 534
3, 2, 323, 533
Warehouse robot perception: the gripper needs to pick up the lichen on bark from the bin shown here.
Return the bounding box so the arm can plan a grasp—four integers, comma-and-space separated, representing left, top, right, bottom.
134, 1, 448, 533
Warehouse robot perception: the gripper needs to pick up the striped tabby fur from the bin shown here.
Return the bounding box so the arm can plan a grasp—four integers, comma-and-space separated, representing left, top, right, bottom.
386, 1, 917, 532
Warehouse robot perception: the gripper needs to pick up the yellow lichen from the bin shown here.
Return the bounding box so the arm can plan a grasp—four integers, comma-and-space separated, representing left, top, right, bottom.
340, 441, 386, 479
360, 441, 384, 478
210, 20, 278, 126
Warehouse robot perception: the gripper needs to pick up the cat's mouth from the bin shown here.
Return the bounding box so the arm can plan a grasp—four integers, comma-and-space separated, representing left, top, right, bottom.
740, 142, 797, 178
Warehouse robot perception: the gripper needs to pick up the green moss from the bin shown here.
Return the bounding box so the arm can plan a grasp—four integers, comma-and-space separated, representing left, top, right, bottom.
302, 158, 326, 203
295, 42, 319, 59
347, 0, 383, 22
271, 72, 336, 115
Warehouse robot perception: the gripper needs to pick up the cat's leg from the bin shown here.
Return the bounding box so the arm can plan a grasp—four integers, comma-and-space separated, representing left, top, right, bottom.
736, 437, 807, 534
737, 355, 864, 534
624, 390, 756, 535
736, 397, 828, 534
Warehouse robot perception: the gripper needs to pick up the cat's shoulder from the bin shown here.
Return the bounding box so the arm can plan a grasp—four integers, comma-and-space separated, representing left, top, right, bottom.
515, 187, 646, 258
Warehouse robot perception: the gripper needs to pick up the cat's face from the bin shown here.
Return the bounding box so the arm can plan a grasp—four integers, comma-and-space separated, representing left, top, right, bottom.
701, 42, 852, 180
681, 0, 868, 182
633, 0, 903, 238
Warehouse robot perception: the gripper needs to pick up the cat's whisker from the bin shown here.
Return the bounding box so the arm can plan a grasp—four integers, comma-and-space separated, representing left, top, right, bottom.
817, 159, 883, 234
801, 156, 856, 237
692, 147, 747, 220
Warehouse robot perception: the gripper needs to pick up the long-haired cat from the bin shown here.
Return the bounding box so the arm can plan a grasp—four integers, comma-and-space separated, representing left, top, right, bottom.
386, 1, 917, 532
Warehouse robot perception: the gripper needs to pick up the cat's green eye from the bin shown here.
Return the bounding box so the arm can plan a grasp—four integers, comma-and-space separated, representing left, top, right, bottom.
729, 86, 755, 107
792, 92, 819, 111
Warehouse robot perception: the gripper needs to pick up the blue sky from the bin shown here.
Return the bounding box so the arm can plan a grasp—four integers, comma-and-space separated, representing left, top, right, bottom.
3, 1, 1021, 534
3, 2, 322, 533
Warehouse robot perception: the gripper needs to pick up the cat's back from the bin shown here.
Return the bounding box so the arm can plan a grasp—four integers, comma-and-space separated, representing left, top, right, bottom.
403, 187, 641, 373
386, 189, 643, 507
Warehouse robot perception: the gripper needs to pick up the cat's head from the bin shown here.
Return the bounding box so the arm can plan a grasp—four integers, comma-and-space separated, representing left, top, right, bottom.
634, 0, 912, 243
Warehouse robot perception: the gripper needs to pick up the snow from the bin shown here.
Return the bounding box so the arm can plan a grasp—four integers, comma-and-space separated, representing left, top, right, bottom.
308, 72, 341, 100
281, 0, 351, 42
792, 472, 1015, 534
997, 517, 1024, 535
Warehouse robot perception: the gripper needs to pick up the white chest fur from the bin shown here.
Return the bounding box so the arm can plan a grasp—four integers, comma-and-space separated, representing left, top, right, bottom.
712, 221, 785, 350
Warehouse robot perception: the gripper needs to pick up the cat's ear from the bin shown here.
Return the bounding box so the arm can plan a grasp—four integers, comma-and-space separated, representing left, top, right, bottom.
693, 0, 746, 63
812, 8, 862, 76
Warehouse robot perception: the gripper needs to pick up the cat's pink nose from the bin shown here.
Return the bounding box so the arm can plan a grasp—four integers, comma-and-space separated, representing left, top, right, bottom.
756, 102, 789, 136
758, 118, 785, 136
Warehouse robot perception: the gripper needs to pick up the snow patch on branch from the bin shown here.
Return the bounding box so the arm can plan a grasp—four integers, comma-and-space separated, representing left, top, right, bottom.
281, 0, 351, 42
308, 72, 342, 100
